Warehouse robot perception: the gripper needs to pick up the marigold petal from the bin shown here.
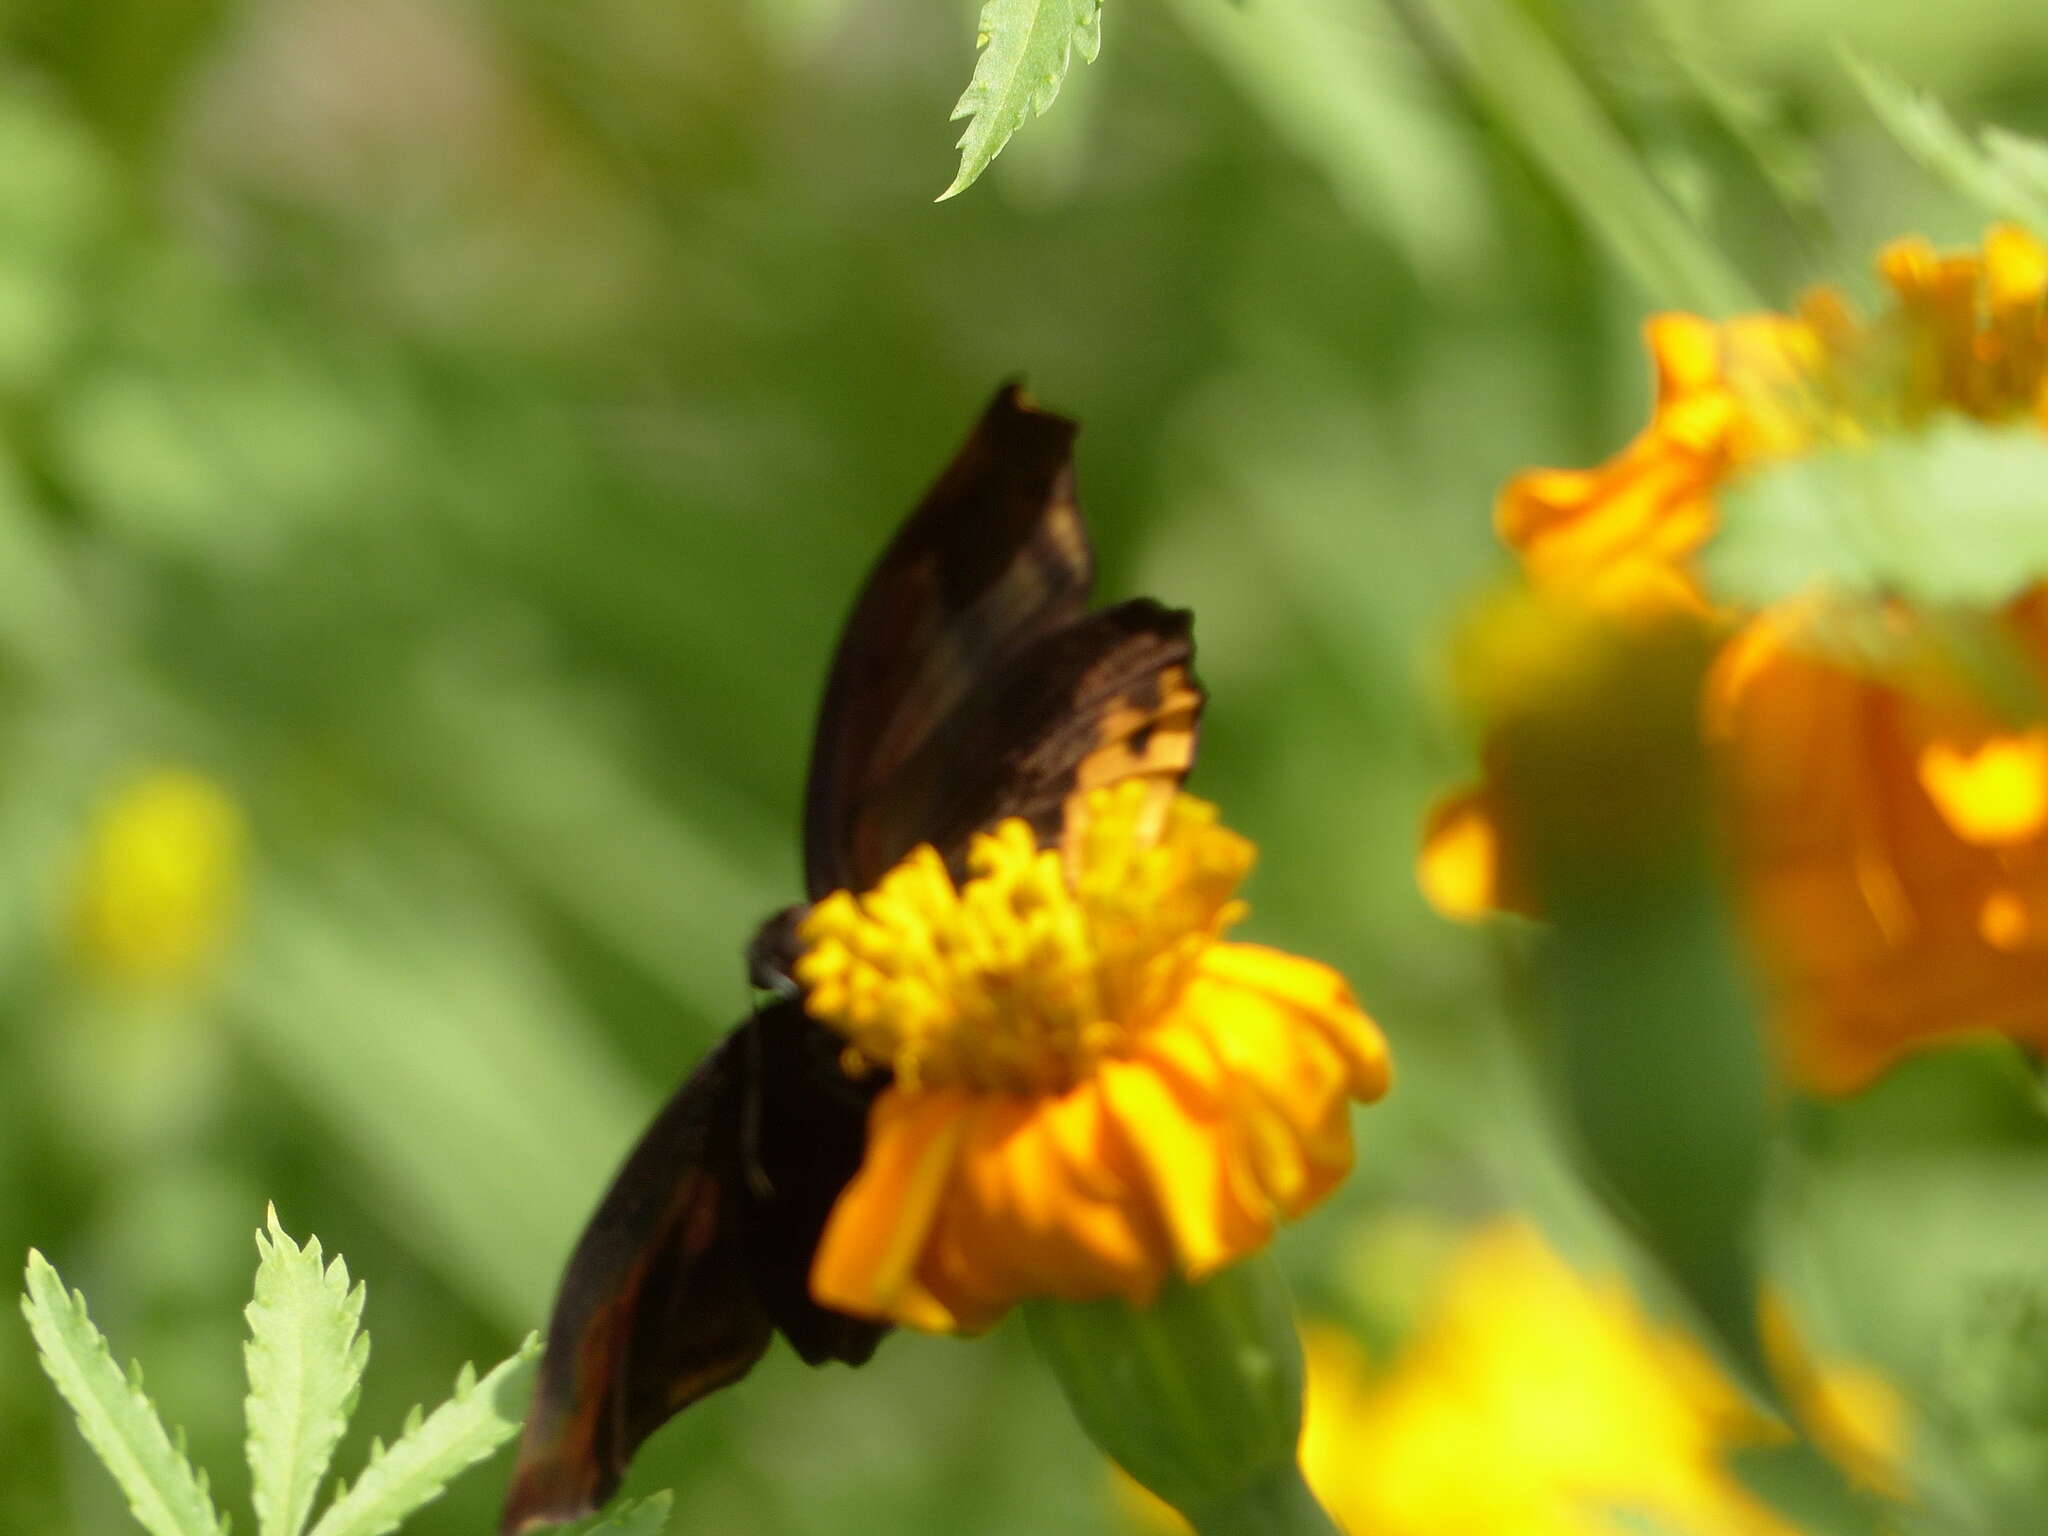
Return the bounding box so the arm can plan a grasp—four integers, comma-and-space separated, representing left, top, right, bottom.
908, 1098, 1037, 1333
1174, 973, 1355, 1214
1648, 311, 1724, 395
1096, 1055, 1271, 1278
1419, 789, 1505, 920
1197, 943, 1393, 1102
1137, 1024, 1277, 1225
1028, 1084, 1171, 1284
1916, 730, 2048, 844
811, 1086, 974, 1329
1985, 224, 2048, 310
1979, 889, 2032, 950
926, 1088, 1167, 1321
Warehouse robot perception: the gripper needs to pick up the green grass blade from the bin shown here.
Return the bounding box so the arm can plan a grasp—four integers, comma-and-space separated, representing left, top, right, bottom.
939, 0, 1102, 200
1411, 0, 1755, 313
20, 1251, 228, 1536
1985, 127, 2048, 205
244, 1208, 370, 1536
1162, 0, 1494, 283
305, 1334, 540, 1536
1848, 53, 2048, 228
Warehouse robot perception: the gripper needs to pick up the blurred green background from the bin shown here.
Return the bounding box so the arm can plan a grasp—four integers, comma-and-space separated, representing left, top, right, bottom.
5, 0, 2048, 1531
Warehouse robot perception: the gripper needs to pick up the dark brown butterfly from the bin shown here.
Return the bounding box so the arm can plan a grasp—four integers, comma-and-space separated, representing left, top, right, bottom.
501, 384, 1205, 1533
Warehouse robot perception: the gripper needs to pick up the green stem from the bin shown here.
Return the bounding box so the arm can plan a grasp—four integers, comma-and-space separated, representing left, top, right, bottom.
1188, 1463, 1344, 1536
1025, 1256, 1314, 1523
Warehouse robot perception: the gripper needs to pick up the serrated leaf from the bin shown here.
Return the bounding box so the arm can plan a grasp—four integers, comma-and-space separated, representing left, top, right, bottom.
566, 1493, 676, 1536
939, 0, 1101, 200
245, 1207, 370, 1536
305, 1334, 540, 1536
20, 1250, 228, 1536
1847, 53, 2048, 228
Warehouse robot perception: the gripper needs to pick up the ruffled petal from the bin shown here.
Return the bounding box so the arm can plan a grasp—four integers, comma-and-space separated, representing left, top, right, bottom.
1197, 943, 1393, 1102
919, 1087, 1169, 1328
811, 1086, 975, 1330
1174, 971, 1353, 1215
1095, 1053, 1272, 1279
1916, 729, 2048, 845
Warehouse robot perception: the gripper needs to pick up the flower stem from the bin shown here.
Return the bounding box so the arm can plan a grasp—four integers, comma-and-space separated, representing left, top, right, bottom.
1027, 1257, 1339, 1531
1187, 1463, 1344, 1536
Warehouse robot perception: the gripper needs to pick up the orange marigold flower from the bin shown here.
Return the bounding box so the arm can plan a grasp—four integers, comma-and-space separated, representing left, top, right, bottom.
1707, 595, 2048, 1091
1423, 225, 2048, 1090
795, 782, 1391, 1333
1501, 224, 2048, 605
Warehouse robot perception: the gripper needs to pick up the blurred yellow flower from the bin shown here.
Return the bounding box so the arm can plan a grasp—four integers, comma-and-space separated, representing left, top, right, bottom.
796, 782, 1391, 1333
1123, 1221, 1906, 1536
1422, 226, 2048, 1090
70, 768, 247, 988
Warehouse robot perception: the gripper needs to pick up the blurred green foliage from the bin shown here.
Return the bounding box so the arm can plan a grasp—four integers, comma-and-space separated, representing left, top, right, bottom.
4, 0, 2048, 1532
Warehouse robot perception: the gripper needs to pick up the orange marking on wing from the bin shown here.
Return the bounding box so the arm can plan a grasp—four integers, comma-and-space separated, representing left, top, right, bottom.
1064, 666, 1202, 861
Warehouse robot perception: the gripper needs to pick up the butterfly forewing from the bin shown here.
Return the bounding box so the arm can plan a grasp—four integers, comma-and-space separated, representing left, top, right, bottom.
803, 383, 1096, 896
872, 596, 1202, 875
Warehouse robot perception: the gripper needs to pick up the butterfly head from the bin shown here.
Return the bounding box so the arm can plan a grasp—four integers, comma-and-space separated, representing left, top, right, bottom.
744, 903, 810, 996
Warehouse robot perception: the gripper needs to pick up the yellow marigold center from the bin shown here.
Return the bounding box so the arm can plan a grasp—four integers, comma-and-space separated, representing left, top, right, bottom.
794, 784, 1253, 1093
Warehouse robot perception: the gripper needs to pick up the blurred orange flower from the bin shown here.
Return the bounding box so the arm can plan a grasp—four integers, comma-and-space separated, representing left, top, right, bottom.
796, 782, 1391, 1333
1422, 226, 2048, 1091
1123, 1221, 1905, 1536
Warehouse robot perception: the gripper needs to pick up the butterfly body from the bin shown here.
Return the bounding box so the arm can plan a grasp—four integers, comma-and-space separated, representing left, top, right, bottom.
502, 385, 1204, 1533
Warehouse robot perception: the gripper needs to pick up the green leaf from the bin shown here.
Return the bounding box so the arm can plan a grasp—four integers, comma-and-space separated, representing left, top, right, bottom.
1706, 420, 2048, 612
1847, 54, 2048, 229
568, 1493, 677, 1535
1488, 627, 1782, 1415
305, 1334, 541, 1536
939, 0, 1102, 201
20, 1250, 228, 1536
245, 1207, 370, 1536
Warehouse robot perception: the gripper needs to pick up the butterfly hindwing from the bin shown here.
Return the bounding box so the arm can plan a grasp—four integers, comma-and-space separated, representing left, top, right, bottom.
733, 1002, 890, 1367
503, 1030, 775, 1532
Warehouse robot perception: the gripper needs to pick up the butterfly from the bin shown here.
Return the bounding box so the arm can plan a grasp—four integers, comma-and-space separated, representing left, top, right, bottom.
501, 384, 1206, 1533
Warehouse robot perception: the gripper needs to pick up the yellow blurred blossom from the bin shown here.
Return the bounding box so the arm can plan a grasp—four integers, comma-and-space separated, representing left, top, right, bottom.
1421, 226, 2048, 1090
796, 782, 1391, 1334
1123, 1221, 1906, 1536
70, 768, 246, 988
